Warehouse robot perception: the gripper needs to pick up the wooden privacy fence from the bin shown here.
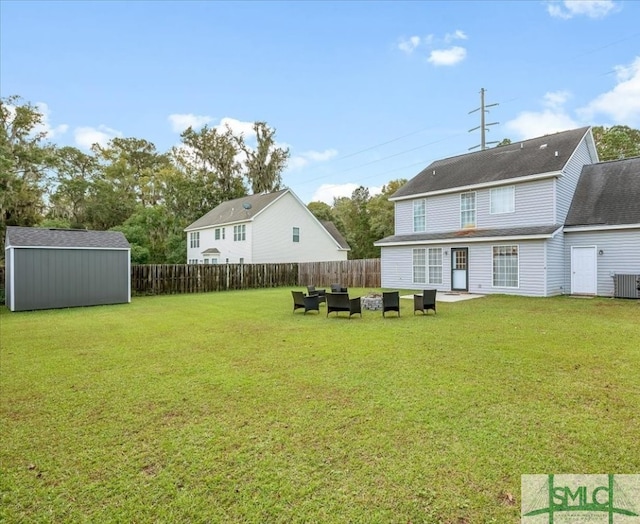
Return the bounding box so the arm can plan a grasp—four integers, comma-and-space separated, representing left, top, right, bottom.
130, 259, 381, 296
298, 259, 381, 289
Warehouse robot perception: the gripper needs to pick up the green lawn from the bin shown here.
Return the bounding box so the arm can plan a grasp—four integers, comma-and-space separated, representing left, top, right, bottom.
1, 289, 639, 523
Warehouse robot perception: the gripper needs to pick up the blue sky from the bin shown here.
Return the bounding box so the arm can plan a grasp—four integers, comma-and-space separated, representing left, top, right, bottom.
2, 0, 639, 204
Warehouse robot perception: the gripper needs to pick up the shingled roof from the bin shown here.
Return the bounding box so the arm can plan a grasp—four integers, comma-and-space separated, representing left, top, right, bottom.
185, 190, 288, 230
320, 220, 350, 250
565, 156, 640, 227
5, 226, 130, 249
392, 126, 591, 199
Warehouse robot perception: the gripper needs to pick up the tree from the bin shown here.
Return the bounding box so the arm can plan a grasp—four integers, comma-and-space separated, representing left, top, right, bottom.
0, 95, 55, 233
496, 138, 512, 147
367, 179, 407, 245
332, 187, 378, 259
592, 125, 640, 161
237, 121, 289, 194
307, 201, 335, 223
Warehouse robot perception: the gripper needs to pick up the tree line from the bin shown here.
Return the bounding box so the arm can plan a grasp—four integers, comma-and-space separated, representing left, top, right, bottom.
2, 94, 639, 263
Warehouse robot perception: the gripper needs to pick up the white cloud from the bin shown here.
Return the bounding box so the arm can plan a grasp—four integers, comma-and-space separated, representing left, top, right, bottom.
168, 113, 213, 133
427, 46, 467, 66
289, 149, 338, 170
74, 125, 123, 150
397, 36, 421, 54
578, 57, 640, 126
216, 117, 256, 140
444, 30, 467, 43
30, 102, 69, 138
505, 90, 579, 139
546, 0, 618, 19
310, 183, 382, 205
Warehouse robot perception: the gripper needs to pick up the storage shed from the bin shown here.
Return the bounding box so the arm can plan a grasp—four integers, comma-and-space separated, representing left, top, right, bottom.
4, 226, 131, 312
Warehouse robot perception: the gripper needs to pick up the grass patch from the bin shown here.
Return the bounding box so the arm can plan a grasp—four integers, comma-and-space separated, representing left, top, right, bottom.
1, 289, 639, 523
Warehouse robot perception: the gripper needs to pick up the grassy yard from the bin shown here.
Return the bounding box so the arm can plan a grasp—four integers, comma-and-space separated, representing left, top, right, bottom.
1, 289, 639, 523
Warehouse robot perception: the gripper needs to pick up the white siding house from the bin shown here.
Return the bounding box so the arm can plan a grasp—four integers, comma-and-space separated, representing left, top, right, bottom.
185, 189, 349, 264
376, 127, 604, 297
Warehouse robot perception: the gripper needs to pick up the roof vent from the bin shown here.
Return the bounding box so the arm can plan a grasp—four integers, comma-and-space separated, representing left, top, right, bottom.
554, 151, 559, 157
432, 170, 436, 176
539, 144, 547, 149
242, 202, 252, 210
520, 143, 523, 149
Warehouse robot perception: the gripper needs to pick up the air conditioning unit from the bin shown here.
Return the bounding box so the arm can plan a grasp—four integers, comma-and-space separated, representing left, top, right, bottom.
613, 274, 640, 299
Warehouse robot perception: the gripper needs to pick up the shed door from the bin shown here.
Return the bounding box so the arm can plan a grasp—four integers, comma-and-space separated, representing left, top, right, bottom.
571, 246, 597, 295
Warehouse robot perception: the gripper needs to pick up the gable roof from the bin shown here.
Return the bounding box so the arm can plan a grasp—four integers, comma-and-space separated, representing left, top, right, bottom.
392, 126, 591, 199
5, 226, 130, 249
565, 156, 640, 227
185, 189, 288, 230
320, 220, 350, 250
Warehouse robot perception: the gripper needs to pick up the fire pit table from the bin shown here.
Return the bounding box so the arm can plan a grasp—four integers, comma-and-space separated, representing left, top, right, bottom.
360, 293, 383, 311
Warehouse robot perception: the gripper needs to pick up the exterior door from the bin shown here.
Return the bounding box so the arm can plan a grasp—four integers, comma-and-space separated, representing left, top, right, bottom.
451, 248, 468, 291
571, 246, 597, 295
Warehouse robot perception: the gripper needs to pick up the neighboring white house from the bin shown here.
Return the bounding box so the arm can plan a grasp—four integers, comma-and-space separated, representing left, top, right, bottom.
184, 189, 350, 264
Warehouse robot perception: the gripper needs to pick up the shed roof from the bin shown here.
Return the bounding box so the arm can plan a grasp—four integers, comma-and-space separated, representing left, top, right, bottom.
565, 156, 640, 227
392, 126, 591, 199
5, 226, 130, 249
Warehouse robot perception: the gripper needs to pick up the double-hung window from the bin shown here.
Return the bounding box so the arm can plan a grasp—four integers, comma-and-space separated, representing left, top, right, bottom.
292, 227, 300, 242
460, 192, 476, 228
189, 231, 200, 248
413, 248, 426, 284
493, 245, 519, 287
428, 248, 443, 284
490, 186, 515, 214
413, 199, 426, 232
233, 224, 246, 241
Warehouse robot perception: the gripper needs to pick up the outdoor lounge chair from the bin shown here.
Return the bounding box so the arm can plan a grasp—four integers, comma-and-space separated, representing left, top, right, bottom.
292, 291, 320, 314
414, 289, 437, 315
326, 292, 362, 319
330, 283, 348, 293
382, 291, 400, 317
306, 285, 326, 304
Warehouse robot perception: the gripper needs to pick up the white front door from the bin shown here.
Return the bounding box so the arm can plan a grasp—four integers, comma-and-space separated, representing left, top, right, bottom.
571, 246, 597, 295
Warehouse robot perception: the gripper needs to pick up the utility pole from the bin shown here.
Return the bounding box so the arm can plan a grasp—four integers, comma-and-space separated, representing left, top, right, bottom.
468, 88, 499, 150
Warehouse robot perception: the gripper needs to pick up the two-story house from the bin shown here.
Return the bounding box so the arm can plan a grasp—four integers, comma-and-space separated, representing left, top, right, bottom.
185, 188, 350, 264
375, 126, 601, 297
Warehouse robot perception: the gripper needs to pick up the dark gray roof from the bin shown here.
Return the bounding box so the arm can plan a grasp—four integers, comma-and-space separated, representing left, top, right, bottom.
320, 220, 350, 250
392, 127, 591, 199
6, 226, 130, 249
375, 225, 562, 245
565, 156, 640, 227
185, 190, 288, 230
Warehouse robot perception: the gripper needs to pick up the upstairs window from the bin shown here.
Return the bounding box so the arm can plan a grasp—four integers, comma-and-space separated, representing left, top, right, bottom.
491, 186, 515, 214
189, 231, 200, 248
293, 227, 300, 242
460, 192, 476, 228
233, 224, 246, 241
413, 199, 426, 232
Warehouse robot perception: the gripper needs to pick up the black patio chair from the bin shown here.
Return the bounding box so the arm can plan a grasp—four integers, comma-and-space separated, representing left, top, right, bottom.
382, 291, 400, 317
414, 289, 437, 315
306, 285, 326, 304
326, 292, 362, 319
292, 291, 319, 314
330, 283, 348, 293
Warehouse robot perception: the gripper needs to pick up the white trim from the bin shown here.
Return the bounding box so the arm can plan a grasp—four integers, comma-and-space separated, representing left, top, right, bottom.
9, 247, 15, 312
376, 231, 560, 247
491, 243, 520, 290
5, 245, 130, 251
127, 249, 131, 303
389, 171, 562, 201
570, 245, 598, 295
564, 223, 640, 232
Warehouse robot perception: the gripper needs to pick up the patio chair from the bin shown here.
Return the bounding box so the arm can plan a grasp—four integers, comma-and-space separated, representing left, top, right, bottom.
326, 292, 362, 319
292, 291, 319, 314
330, 283, 348, 293
382, 291, 400, 317
414, 289, 437, 315
306, 285, 326, 304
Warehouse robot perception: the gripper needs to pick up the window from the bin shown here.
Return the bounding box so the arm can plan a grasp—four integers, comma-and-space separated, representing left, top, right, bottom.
233, 224, 246, 241
413, 248, 426, 284
428, 248, 443, 284
203, 258, 209, 264
490, 186, 515, 214
215, 228, 220, 240
188, 259, 198, 264
189, 231, 200, 248
460, 192, 476, 228
211, 258, 218, 264
413, 199, 426, 232
493, 245, 519, 288
293, 227, 300, 242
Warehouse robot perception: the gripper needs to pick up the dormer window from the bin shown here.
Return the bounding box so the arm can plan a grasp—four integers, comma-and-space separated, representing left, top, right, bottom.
460, 192, 476, 228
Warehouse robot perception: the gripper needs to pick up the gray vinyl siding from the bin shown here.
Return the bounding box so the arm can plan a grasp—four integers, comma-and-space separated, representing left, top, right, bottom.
381, 245, 451, 291
564, 229, 640, 297
556, 138, 595, 224
11, 248, 129, 311
545, 232, 565, 296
